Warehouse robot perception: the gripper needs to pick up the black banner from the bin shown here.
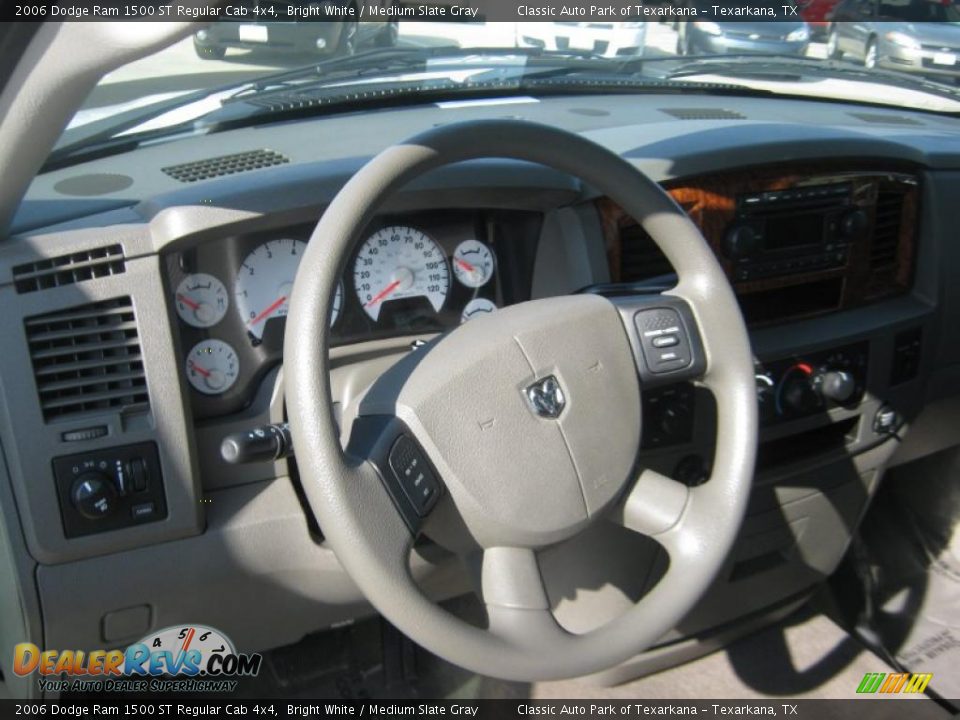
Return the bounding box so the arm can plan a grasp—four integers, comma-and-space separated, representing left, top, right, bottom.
0, 699, 954, 720
0, 1, 910, 24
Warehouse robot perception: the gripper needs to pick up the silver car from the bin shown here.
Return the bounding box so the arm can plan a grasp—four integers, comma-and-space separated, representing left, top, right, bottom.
828, 0, 960, 81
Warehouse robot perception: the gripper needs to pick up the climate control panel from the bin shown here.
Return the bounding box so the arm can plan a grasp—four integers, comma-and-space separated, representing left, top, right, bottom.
755, 342, 868, 425
53, 442, 167, 538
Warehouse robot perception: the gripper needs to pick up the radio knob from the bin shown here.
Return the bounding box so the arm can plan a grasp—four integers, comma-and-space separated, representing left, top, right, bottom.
840, 209, 868, 238
723, 224, 761, 261
816, 370, 856, 403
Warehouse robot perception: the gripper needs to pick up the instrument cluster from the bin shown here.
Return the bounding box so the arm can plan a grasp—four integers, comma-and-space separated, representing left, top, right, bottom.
167, 211, 511, 418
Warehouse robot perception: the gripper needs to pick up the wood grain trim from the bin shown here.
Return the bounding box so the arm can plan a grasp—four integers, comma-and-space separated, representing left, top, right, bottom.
599, 165, 919, 325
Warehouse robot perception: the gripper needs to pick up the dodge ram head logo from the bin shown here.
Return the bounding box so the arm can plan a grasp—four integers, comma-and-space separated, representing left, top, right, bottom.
525, 375, 566, 419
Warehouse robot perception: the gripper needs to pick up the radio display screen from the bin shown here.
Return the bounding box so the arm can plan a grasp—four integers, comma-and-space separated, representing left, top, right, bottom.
764, 213, 824, 252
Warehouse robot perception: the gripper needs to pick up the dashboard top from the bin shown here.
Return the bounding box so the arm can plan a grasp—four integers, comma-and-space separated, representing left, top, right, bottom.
12, 92, 960, 238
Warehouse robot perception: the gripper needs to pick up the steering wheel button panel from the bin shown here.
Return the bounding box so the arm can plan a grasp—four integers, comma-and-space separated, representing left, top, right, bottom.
634, 308, 693, 374
388, 435, 441, 516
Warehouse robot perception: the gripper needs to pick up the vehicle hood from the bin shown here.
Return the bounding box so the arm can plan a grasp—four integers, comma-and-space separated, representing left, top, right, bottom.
719, 21, 807, 35
894, 22, 960, 46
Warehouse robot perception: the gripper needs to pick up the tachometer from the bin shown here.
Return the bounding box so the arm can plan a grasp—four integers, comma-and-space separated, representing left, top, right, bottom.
353, 226, 450, 321
235, 239, 305, 341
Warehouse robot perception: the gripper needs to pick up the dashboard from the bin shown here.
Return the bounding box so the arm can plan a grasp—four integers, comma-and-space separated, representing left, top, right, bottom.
4, 90, 960, 693
165, 210, 540, 418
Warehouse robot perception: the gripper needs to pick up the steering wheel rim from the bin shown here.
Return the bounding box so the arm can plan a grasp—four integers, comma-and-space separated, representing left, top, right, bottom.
285, 119, 757, 681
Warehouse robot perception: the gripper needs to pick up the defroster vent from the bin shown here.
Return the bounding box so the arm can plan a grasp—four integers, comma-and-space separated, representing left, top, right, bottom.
26, 297, 149, 422
162, 150, 289, 183
13, 245, 125, 294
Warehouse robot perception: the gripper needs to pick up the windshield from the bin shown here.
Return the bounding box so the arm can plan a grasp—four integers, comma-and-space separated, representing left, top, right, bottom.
57, 16, 960, 166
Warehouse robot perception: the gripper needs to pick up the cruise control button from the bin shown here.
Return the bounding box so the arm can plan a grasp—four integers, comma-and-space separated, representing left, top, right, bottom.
388, 435, 441, 516
634, 307, 693, 375
652, 335, 679, 349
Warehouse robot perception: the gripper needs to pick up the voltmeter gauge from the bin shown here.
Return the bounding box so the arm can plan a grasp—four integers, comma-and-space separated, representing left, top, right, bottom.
461, 298, 498, 323
185, 339, 239, 395
175, 273, 228, 328
452, 240, 495, 288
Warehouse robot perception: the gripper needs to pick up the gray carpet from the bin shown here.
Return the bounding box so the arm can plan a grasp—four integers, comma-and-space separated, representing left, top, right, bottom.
418, 608, 952, 719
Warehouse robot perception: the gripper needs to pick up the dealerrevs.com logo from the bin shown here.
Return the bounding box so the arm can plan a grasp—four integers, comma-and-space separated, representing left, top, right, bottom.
13, 624, 262, 693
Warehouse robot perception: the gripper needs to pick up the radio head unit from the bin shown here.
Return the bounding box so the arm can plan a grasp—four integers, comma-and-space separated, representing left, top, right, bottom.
724, 182, 869, 282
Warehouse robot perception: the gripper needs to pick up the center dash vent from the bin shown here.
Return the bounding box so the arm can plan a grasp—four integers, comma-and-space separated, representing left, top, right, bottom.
660, 108, 745, 121
162, 149, 289, 183
870, 190, 906, 269
619, 224, 673, 282
13, 245, 125, 295
849, 112, 923, 127
25, 297, 149, 422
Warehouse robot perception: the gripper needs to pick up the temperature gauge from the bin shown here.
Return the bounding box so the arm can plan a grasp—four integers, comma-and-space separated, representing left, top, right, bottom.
175, 273, 228, 328
186, 339, 239, 395
461, 298, 497, 323
452, 240, 494, 288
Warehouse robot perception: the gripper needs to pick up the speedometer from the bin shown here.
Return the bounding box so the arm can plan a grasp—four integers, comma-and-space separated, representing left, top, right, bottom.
353, 226, 450, 321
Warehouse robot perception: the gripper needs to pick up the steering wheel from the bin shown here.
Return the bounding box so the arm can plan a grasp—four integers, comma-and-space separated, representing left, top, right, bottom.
284, 120, 757, 681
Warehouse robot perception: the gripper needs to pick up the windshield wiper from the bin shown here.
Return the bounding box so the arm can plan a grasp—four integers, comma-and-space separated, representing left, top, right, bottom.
223, 45, 617, 104
44, 46, 617, 171
43, 49, 779, 173
660, 54, 960, 100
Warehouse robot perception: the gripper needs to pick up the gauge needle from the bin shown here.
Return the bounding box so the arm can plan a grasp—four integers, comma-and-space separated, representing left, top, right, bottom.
177, 293, 200, 310
189, 361, 211, 378
248, 295, 287, 326
365, 280, 401, 308
454, 257, 476, 273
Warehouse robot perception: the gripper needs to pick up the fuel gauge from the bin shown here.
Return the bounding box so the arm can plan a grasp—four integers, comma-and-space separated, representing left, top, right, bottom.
175, 273, 228, 328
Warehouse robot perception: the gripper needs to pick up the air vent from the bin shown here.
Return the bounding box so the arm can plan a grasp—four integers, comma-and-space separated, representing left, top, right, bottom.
849, 112, 923, 126
620, 224, 673, 282
870, 190, 906, 269
162, 149, 289, 183
660, 108, 745, 121
13, 245, 125, 295
26, 297, 149, 422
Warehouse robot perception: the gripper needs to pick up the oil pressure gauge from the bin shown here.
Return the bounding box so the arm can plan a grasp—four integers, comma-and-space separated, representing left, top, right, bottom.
186, 339, 239, 395
175, 273, 228, 328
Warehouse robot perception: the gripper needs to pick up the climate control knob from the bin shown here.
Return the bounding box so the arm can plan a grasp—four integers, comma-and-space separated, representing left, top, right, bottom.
839, 209, 868, 238
70, 472, 118, 520
816, 370, 856, 403
723, 224, 761, 261
781, 376, 821, 415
